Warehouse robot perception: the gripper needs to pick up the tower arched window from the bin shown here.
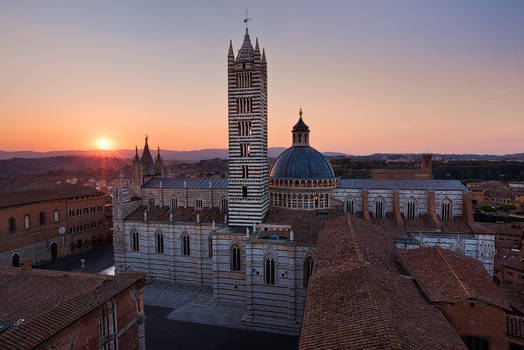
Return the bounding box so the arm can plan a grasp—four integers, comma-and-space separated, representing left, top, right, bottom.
8, 217, 16, 233
345, 197, 355, 215
441, 199, 453, 222
182, 233, 190, 256
171, 196, 178, 210
303, 256, 314, 288
131, 231, 139, 251
242, 185, 248, 198
156, 232, 164, 254
406, 197, 418, 220
221, 198, 228, 214
375, 197, 385, 219
264, 256, 276, 285
208, 236, 213, 258
230, 244, 241, 271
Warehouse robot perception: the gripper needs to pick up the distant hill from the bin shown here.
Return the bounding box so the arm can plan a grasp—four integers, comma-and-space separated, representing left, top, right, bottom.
0, 149, 522, 162
0, 156, 129, 176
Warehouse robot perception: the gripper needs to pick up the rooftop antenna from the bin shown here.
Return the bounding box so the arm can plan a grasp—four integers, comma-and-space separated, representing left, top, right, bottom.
244, 9, 251, 29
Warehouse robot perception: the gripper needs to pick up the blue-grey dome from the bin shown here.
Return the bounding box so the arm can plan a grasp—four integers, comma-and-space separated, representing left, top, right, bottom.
270, 146, 336, 180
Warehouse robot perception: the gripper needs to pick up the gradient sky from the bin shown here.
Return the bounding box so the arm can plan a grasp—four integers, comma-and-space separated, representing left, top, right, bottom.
1, 0, 523, 155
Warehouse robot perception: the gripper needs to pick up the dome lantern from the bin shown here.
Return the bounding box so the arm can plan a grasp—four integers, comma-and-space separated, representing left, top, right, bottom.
292, 108, 310, 146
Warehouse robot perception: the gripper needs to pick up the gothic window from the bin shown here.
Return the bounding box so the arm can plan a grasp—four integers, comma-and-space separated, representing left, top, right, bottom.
303, 257, 314, 288
240, 143, 251, 157
156, 232, 164, 254
314, 195, 319, 208
53, 209, 60, 224
231, 244, 241, 271
346, 197, 355, 215
69, 209, 74, 217
24, 214, 31, 229
77, 209, 82, 216
8, 217, 16, 233
182, 233, 190, 256
196, 198, 203, 211
131, 231, 139, 251
99, 301, 117, 350
375, 197, 385, 219
406, 197, 418, 220
39, 212, 46, 225
171, 196, 178, 210
91, 205, 95, 213
221, 198, 228, 214
264, 256, 276, 285
441, 199, 453, 222
208, 236, 213, 258
242, 165, 249, 178
242, 185, 248, 198
148, 198, 155, 209
84, 207, 88, 215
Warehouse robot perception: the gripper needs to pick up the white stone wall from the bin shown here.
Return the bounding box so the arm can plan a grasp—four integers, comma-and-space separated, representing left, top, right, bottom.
140, 187, 227, 211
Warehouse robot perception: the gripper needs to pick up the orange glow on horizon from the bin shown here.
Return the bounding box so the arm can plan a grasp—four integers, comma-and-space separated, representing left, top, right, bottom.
95, 138, 112, 150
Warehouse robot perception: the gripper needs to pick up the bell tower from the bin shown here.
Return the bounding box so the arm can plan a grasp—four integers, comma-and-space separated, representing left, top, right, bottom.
227, 27, 269, 227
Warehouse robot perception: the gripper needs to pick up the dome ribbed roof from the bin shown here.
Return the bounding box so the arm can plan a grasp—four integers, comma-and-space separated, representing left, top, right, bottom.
270, 146, 336, 180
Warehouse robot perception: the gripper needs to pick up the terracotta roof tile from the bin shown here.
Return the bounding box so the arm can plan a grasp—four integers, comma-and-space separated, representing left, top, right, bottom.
299, 215, 466, 349
0, 267, 145, 349
0, 186, 102, 208
399, 246, 510, 310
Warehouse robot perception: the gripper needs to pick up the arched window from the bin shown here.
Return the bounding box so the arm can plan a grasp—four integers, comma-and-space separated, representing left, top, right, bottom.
264, 256, 276, 285
53, 209, 60, 224
314, 194, 319, 208
461, 336, 490, 350
171, 196, 178, 210
375, 197, 385, 219
406, 197, 418, 220
8, 217, 16, 233
345, 197, 355, 215
221, 198, 228, 214
441, 198, 453, 222
12, 254, 20, 267
208, 236, 213, 258
148, 198, 155, 209
39, 212, 46, 225
182, 233, 190, 256
195, 198, 203, 212
156, 232, 164, 254
242, 185, 248, 198
303, 256, 314, 288
131, 231, 139, 251
231, 244, 241, 271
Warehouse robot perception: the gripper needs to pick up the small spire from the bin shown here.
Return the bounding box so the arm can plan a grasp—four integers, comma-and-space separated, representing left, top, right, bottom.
157, 146, 160, 156
228, 40, 234, 57
262, 48, 266, 63
145, 134, 148, 146
255, 38, 260, 51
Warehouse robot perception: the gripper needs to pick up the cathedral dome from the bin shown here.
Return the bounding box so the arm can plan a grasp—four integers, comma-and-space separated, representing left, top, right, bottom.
270, 146, 335, 180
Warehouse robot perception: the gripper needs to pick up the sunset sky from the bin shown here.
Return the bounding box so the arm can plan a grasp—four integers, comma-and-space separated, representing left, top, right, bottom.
1, 1, 523, 155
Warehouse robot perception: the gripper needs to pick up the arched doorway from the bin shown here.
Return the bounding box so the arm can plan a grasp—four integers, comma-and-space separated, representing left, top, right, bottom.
51, 243, 58, 261
12, 254, 20, 267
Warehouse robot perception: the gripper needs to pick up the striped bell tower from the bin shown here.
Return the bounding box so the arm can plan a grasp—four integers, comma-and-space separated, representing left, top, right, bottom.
227, 28, 269, 227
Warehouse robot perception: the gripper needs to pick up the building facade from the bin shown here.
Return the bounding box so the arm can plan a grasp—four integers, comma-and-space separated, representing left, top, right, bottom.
113, 27, 496, 335
0, 187, 111, 267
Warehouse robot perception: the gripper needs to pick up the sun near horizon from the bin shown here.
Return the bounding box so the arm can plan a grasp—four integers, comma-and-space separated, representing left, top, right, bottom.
95, 137, 112, 150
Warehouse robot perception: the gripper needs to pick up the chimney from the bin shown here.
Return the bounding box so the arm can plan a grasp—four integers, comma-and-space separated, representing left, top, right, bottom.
21, 259, 32, 270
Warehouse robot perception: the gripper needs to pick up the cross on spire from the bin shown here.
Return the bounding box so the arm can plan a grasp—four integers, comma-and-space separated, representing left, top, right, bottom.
243, 9, 251, 29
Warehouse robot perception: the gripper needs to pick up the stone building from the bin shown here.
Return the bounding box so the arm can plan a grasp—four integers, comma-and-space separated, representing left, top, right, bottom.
0, 264, 146, 349
0, 187, 111, 267
113, 27, 496, 335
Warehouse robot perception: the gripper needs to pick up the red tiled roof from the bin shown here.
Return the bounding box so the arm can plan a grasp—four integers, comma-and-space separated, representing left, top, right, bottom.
0, 186, 102, 209
500, 284, 524, 315
125, 205, 224, 224
0, 267, 145, 350
399, 246, 510, 310
299, 215, 466, 350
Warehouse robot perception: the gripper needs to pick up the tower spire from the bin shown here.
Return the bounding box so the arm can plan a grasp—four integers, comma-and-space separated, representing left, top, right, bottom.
243, 9, 251, 30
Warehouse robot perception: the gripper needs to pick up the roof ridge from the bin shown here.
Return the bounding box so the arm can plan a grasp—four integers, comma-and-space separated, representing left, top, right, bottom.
435, 247, 472, 299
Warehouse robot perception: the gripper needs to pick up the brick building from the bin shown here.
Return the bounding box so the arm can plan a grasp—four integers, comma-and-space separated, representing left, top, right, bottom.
480, 222, 524, 251
0, 187, 111, 267
0, 264, 146, 350
495, 249, 524, 286
370, 153, 433, 180
467, 181, 505, 207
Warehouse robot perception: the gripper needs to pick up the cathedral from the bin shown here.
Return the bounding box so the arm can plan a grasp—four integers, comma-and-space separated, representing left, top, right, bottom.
112, 28, 495, 335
